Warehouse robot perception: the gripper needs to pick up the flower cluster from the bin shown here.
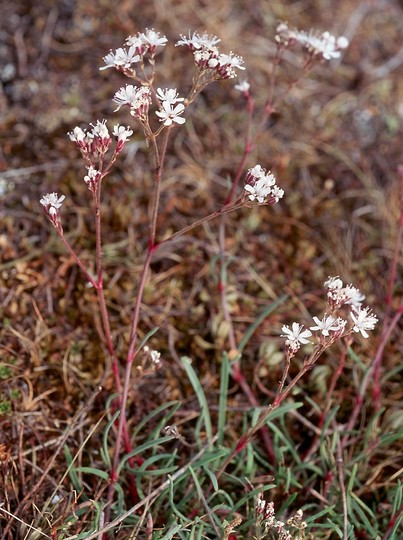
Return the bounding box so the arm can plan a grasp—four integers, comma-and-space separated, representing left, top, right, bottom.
275, 22, 349, 60
244, 164, 284, 204
176, 31, 245, 79
155, 87, 186, 126
113, 85, 152, 121
256, 495, 306, 539
68, 119, 133, 163
100, 29, 167, 72
324, 276, 365, 310
40, 193, 65, 231
281, 277, 378, 357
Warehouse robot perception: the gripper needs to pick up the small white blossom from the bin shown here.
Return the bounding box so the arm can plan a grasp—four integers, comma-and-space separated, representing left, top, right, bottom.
244, 166, 279, 204
344, 285, 365, 308
156, 88, 184, 105
244, 177, 273, 203
350, 306, 378, 338
40, 192, 65, 216
325, 276, 344, 290
282, 323, 312, 344
234, 80, 250, 93
310, 315, 344, 336
113, 124, 133, 143
113, 85, 140, 111
100, 46, 140, 71
141, 28, 167, 49
113, 85, 152, 119
271, 185, 285, 202
297, 29, 349, 60
156, 101, 186, 126
150, 350, 161, 365
176, 32, 221, 50
216, 52, 245, 78
83, 166, 101, 190
68, 126, 86, 143
91, 119, 109, 139
275, 23, 349, 60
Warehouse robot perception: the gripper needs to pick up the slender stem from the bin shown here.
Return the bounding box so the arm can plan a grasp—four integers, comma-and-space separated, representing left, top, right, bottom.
334, 425, 349, 540
149, 129, 170, 248
104, 128, 172, 524
57, 232, 97, 288
158, 199, 245, 247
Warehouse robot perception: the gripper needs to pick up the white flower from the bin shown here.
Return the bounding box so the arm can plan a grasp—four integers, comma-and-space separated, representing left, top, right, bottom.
244, 177, 272, 203
282, 323, 312, 344
344, 285, 365, 308
297, 30, 349, 60
156, 88, 184, 105
40, 192, 65, 216
176, 32, 221, 50
113, 85, 140, 111
68, 126, 86, 142
271, 185, 285, 202
310, 315, 344, 336
83, 166, 101, 189
350, 306, 378, 338
244, 171, 276, 203
90, 119, 109, 139
113, 85, 152, 116
325, 276, 343, 290
281, 323, 312, 354
100, 46, 140, 70
216, 52, 245, 78
234, 80, 250, 93
275, 23, 349, 60
141, 28, 167, 49
150, 350, 161, 365
113, 124, 133, 142
248, 164, 266, 179
125, 34, 145, 50
155, 101, 186, 126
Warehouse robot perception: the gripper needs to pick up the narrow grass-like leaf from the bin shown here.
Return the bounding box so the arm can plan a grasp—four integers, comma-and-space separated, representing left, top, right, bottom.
392, 481, 402, 515
101, 409, 120, 468
168, 474, 192, 523
350, 493, 377, 536
304, 504, 337, 523
203, 466, 218, 492
388, 512, 403, 540
231, 485, 276, 514
181, 356, 212, 442
135, 326, 160, 352
64, 446, 87, 501
131, 400, 180, 439
118, 435, 173, 474
217, 352, 229, 445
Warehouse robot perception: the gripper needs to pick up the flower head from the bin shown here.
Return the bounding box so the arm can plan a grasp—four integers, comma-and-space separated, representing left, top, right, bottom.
350, 306, 378, 338
275, 22, 349, 60
176, 32, 221, 51
310, 315, 346, 337
113, 85, 152, 120
100, 46, 141, 71
325, 276, 366, 310
156, 88, 184, 105
155, 100, 186, 126
234, 80, 250, 94
40, 192, 65, 216
244, 165, 283, 204
140, 28, 167, 53
83, 166, 101, 191
281, 323, 312, 354
112, 124, 133, 143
